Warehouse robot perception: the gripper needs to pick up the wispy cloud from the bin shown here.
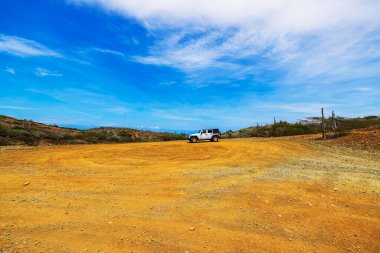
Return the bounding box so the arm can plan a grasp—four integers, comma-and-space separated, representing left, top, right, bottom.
27, 88, 129, 110
90, 47, 125, 57
0, 105, 34, 110
104, 106, 129, 114
354, 86, 373, 92
5, 66, 15, 74
71, 0, 380, 87
0, 34, 61, 57
151, 108, 196, 121
259, 103, 335, 114
35, 68, 63, 77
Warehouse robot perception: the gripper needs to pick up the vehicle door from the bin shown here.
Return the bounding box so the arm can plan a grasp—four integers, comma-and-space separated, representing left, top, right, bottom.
199, 129, 207, 140
206, 129, 213, 139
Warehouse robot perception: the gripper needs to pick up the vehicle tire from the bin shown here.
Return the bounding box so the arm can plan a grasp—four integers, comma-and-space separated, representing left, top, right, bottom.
211, 136, 219, 142
190, 137, 198, 143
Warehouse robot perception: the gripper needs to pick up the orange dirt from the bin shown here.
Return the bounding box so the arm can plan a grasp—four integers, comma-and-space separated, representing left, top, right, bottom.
0, 138, 379, 252
328, 128, 380, 150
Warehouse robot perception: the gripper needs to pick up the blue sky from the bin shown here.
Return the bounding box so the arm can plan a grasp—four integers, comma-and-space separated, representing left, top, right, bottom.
0, 0, 379, 131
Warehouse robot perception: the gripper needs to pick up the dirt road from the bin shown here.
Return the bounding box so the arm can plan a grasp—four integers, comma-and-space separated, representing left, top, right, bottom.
0, 138, 379, 252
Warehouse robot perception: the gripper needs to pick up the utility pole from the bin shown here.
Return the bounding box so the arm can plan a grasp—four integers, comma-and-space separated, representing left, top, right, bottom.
321, 108, 325, 139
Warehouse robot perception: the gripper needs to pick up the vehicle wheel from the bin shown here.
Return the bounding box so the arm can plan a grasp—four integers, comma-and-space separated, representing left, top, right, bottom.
212, 136, 219, 142
190, 137, 198, 143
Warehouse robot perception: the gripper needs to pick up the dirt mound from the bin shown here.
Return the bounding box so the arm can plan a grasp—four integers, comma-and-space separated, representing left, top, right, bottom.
329, 127, 380, 150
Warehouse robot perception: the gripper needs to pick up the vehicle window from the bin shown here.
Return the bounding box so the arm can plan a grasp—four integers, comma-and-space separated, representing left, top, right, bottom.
208, 130, 212, 133
202, 129, 207, 133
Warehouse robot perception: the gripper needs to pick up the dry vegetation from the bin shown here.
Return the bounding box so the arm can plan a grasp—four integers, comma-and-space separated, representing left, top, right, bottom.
0, 115, 186, 146
225, 116, 380, 139
0, 136, 379, 252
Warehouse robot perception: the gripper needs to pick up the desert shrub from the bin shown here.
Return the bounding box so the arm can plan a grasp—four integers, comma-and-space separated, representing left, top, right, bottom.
13, 125, 26, 130
12, 120, 22, 125
225, 130, 234, 138
80, 132, 101, 143
235, 121, 318, 138
326, 130, 350, 139
108, 137, 120, 142
0, 126, 22, 139
44, 133, 64, 144
232, 115, 380, 139
75, 130, 107, 143
65, 139, 81, 144
18, 133, 40, 146
0, 126, 9, 137
155, 133, 187, 141
0, 137, 9, 146
62, 134, 75, 140
117, 130, 133, 142
364, 115, 378, 119
271, 122, 315, 136
336, 117, 380, 131
118, 130, 132, 138
97, 132, 108, 141
133, 137, 146, 142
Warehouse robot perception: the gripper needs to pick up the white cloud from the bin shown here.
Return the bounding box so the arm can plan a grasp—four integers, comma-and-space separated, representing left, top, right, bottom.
0, 34, 61, 57
70, 0, 380, 86
260, 103, 335, 114
71, 0, 379, 30
90, 47, 125, 57
354, 86, 373, 92
104, 106, 129, 114
35, 68, 63, 77
151, 109, 196, 121
27, 88, 129, 110
5, 66, 15, 74
0, 105, 34, 110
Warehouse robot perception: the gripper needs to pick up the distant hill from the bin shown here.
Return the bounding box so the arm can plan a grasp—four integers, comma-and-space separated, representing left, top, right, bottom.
224, 115, 380, 138
0, 115, 187, 146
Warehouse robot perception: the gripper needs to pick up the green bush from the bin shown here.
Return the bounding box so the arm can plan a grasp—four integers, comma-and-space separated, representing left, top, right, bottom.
0, 126, 9, 137
19, 133, 40, 146
117, 130, 133, 142
62, 134, 75, 140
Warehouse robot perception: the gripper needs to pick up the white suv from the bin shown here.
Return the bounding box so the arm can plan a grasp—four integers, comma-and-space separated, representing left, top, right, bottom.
188, 129, 221, 143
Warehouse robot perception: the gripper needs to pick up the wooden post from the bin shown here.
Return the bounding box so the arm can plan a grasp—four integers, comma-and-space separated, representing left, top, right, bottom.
321, 108, 325, 139
332, 110, 337, 132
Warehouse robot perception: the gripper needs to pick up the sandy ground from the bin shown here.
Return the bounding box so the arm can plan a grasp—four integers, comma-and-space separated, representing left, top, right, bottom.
0, 138, 379, 253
